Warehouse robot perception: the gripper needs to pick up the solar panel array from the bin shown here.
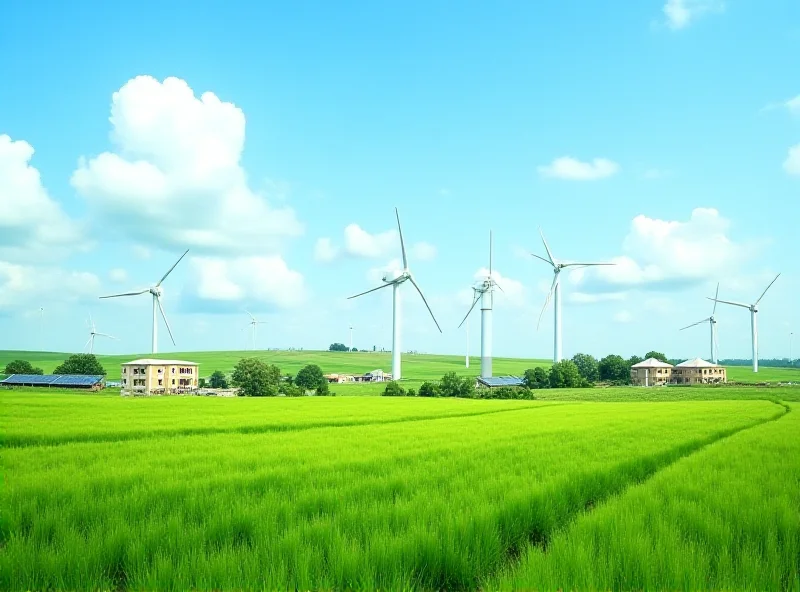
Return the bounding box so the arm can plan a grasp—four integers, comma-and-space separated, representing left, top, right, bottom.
477, 375, 525, 387
0, 374, 104, 386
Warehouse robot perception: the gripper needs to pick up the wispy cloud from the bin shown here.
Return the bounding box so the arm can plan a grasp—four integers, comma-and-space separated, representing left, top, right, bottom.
663, 0, 724, 30
538, 156, 620, 181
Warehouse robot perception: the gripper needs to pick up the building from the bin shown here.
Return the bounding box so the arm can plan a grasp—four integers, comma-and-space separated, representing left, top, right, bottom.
476, 375, 525, 388
121, 359, 199, 395
630, 358, 673, 386
672, 358, 727, 384
0, 374, 105, 390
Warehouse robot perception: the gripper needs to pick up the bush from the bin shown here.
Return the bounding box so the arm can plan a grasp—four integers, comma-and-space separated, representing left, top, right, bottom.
549, 360, 583, 389
209, 370, 228, 389
53, 354, 105, 376
279, 383, 303, 397
328, 343, 348, 352
438, 372, 475, 398
3, 360, 44, 375
231, 358, 281, 396
523, 367, 549, 389
198, 377, 207, 388
571, 353, 599, 383
406, 388, 416, 397
478, 385, 535, 400
418, 381, 438, 397
316, 381, 332, 396
382, 381, 406, 397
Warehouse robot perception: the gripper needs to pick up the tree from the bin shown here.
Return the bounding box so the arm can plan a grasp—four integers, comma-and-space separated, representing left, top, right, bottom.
280, 383, 303, 397
418, 381, 438, 398
438, 372, 475, 399
599, 354, 630, 383
53, 354, 105, 376
523, 367, 549, 389
231, 358, 281, 396
628, 355, 644, 367
316, 381, 332, 396
209, 370, 228, 389
3, 360, 44, 375
382, 381, 406, 396
549, 360, 582, 388
295, 364, 326, 392
198, 377, 207, 388
644, 351, 669, 364
350, 347, 358, 352
328, 343, 348, 352
571, 353, 599, 383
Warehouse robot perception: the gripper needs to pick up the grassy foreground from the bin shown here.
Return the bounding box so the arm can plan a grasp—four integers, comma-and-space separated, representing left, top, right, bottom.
0, 391, 794, 590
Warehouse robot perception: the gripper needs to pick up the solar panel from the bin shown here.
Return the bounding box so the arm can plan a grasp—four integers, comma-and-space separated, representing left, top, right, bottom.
477, 375, 524, 387
53, 375, 104, 386
0, 374, 104, 386
1, 374, 61, 385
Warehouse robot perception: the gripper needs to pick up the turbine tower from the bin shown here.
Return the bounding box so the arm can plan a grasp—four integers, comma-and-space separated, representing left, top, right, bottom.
533, 229, 615, 363
84, 313, 117, 354
244, 310, 267, 350
349, 325, 354, 352
38, 307, 44, 351
709, 273, 780, 373
348, 208, 441, 381
458, 231, 502, 378
99, 249, 189, 354
680, 282, 720, 364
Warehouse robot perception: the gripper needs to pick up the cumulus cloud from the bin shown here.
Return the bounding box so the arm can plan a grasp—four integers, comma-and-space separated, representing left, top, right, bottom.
109, 268, 128, 283
537, 156, 620, 181
71, 75, 303, 256
0, 135, 84, 261
318, 222, 435, 263
0, 261, 101, 309
786, 95, 800, 115
784, 144, 800, 176
575, 208, 750, 293
186, 256, 307, 310
568, 291, 627, 304
313, 237, 339, 263
663, 0, 724, 30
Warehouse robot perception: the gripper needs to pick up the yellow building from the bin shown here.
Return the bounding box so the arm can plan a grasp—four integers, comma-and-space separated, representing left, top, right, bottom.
630, 358, 673, 386
121, 358, 199, 395
672, 357, 727, 384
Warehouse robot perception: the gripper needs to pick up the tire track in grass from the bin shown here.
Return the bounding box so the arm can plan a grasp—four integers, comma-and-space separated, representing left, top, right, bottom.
2, 401, 572, 449
471, 401, 790, 591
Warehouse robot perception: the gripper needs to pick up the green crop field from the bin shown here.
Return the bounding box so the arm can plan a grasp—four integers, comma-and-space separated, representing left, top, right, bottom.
2, 387, 800, 590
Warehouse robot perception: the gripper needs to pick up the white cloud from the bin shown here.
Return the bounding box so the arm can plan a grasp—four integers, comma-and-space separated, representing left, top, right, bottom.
313, 237, 339, 263
786, 95, 800, 115
576, 208, 750, 292
367, 258, 403, 285
537, 156, 620, 181
0, 135, 84, 261
569, 291, 627, 304
613, 310, 633, 324
0, 261, 101, 309
109, 268, 128, 283
663, 0, 724, 30
71, 75, 303, 256
344, 224, 397, 258
187, 256, 306, 310
411, 241, 437, 261
784, 144, 800, 176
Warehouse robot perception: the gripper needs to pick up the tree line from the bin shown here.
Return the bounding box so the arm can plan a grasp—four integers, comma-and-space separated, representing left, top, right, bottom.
3, 355, 106, 377
213, 358, 333, 397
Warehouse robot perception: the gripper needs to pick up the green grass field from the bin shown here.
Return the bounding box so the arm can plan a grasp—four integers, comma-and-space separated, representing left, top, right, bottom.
2, 388, 799, 590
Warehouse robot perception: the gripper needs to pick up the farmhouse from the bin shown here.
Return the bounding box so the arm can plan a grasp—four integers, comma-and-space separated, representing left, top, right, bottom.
0, 374, 105, 390
121, 359, 199, 395
630, 358, 673, 386
672, 358, 727, 384
476, 376, 525, 388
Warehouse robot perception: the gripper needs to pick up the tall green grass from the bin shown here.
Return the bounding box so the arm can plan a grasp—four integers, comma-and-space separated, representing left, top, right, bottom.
495, 403, 800, 591
0, 400, 782, 590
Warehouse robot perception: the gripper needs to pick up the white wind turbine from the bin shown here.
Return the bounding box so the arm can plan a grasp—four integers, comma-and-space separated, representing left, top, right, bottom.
533, 229, 615, 363
458, 231, 502, 378
244, 310, 267, 350
708, 273, 781, 373
99, 249, 189, 354
680, 282, 720, 364
348, 208, 442, 380
84, 313, 117, 354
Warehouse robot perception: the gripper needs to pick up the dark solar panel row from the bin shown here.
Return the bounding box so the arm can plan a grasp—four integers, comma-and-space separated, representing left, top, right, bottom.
0, 374, 104, 386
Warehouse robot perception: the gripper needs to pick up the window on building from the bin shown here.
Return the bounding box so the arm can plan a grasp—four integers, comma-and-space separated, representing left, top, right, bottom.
172, 367, 176, 374
171, 379, 175, 385
158, 379, 163, 386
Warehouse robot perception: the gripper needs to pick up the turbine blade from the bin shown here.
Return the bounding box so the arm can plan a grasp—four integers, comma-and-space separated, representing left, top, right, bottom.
395, 207, 408, 270
708, 297, 750, 309
560, 262, 615, 268
408, 275, 442, 333
539, 228, 556, 265
679, 318, 710, 331
95, 332, 117, 340
347, 282, 395, 299
755, 273, 780, 305
531, 253, 555, 267
537, 273, 559, 331
99, 289, 148, 299
712, 282, 719, 315
493, 280, 505, 293
84, 336, 93, 351
457, 291, 482, 329
156, 248, 190, 287
489, 230, 493, 277
244, 309, 255, 321
156, 296, 176, 346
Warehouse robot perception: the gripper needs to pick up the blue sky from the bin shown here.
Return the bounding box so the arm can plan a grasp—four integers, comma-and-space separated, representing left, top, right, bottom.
1, 0, 798, 361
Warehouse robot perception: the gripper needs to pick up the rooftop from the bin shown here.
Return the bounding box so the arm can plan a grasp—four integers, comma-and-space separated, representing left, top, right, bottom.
477, 375, 525, 387
122, 359, 199, 366
631, 358, 674, 369
676, 357, 720, 368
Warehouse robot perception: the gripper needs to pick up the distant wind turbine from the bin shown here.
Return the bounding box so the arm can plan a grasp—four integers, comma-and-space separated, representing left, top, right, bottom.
348, 207, 441, 380
680, 282, 720, 364
99, 249, 189, 354
84, 313, 117, 354
533, 229, 615, 363
39, 307, 44, 351
244, 310, 267, 350
708, 273, 780, 373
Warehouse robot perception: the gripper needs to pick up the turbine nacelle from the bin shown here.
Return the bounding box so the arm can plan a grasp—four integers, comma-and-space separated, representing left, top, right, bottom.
150, 286, 163, 297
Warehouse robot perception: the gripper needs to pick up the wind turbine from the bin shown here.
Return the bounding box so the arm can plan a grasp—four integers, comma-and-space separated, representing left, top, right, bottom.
458, 231, 502, 378
38, 307, 44, 351
84, 313, 117, 354
348, 208, 441, 380
349, 325, 354, 352
708, 273, 780, 373
533, 229, 615, 363
244, 310, 267, 350
680, 282, 720, 364
99, 249, 189, 354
